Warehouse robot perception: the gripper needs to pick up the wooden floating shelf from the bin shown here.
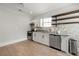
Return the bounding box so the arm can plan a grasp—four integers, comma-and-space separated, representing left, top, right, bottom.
51, 9, 79, 25
52, 22, 79, 25
52, 16, 79, 21
52, 10, 79, 17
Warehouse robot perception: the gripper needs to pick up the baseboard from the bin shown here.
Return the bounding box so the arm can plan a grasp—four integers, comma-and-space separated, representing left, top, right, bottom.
0, 38, 27, 47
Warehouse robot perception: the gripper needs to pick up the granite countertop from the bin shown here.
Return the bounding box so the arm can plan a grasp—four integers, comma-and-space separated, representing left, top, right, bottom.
33, 31, 69, 36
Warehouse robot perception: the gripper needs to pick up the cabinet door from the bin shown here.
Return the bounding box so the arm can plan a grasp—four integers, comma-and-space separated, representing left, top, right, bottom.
43, 34, 49, 46
38, 32, 45, 44
36, 32, 49, 46
61, 36, 69, 52
33, 32, 49, 46
33, 32, 36, 41
33, 32, 42, 43
33, 32, 39, 42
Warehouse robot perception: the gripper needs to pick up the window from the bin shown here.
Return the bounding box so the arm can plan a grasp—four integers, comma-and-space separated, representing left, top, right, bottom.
40, 17, 52, 27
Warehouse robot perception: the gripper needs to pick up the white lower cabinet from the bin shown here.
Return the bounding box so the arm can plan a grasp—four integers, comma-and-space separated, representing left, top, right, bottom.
33, 32, 49, 46
61, 36, 69, 53
33, 32, 70, 53
33, 32, 71, 54
33, 32, 40, 42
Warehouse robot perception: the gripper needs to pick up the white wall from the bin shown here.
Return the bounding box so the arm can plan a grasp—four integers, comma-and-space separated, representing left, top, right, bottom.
0, 4, 31, 43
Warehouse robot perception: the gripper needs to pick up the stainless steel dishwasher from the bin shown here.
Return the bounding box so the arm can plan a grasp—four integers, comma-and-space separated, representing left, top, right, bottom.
49, 34, 61, 50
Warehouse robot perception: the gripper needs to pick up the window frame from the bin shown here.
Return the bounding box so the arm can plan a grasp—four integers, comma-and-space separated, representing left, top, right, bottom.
40, 17, 52, 27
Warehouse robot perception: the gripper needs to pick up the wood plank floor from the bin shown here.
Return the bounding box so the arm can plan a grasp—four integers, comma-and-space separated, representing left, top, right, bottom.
0, 40, 67, 56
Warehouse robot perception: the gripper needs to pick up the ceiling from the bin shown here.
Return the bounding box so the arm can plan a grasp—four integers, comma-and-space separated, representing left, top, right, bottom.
23, 3, 73, 17
0, 3, 79, 17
